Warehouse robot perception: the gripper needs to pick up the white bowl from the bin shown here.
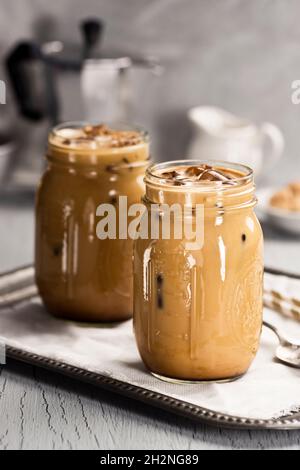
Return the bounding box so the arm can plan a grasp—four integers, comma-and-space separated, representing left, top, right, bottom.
256, 187, 300, 235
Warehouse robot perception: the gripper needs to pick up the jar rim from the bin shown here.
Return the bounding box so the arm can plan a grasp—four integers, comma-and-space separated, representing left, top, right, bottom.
146, 159, 253, 191
49, 120, 149, 153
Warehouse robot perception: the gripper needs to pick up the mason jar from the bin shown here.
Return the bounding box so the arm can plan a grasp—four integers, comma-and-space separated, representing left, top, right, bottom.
36, 122, 150, 322
133, 160, 264, 383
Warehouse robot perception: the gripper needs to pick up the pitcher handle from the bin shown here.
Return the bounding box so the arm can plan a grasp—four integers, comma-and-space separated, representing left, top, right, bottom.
261, 122, 285, 171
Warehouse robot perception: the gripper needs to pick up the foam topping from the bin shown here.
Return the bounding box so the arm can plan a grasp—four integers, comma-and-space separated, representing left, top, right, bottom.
51, 124, 144, 149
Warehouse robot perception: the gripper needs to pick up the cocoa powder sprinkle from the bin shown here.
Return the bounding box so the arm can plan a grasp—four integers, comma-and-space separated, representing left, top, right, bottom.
58, 124, 144, 149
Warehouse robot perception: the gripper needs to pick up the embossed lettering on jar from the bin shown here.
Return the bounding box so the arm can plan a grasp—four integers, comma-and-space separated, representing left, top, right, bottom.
133, 160, 264, 382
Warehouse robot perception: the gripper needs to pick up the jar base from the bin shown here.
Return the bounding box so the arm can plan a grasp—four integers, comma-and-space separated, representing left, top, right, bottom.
151, 371, 246, 385
44, 303, 132, 323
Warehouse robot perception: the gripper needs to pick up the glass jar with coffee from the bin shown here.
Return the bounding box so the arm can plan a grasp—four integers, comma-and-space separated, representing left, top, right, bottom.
36, 122, 150, 322
133, 160, 263, 383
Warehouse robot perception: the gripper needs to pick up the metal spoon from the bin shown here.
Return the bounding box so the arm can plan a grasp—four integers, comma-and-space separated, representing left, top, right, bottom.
263, 321, 300, 368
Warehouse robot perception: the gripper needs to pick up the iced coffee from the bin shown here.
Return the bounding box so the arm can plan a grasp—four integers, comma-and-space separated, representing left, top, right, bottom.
36, 122, 150, 322
133, 160, 263, 382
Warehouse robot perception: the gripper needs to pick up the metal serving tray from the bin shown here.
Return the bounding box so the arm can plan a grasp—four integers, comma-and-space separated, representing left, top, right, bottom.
1, 265, 300, 431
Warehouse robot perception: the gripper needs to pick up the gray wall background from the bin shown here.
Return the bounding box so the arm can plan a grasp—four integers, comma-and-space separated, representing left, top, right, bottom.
1, 0, 300, 184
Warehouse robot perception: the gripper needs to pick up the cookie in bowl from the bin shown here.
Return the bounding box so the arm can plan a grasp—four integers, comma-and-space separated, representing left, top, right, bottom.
270, 182, 300, 212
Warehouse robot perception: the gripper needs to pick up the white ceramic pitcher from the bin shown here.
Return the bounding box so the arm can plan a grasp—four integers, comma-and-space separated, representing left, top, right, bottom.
187, 106, 284, 177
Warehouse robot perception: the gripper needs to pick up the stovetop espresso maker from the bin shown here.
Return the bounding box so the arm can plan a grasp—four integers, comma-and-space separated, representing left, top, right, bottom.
5, 17, 161, 190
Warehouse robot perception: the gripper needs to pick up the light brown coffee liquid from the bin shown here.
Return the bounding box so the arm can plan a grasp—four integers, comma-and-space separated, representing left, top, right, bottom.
35, 123, 150, 322
134, 161, 263, 382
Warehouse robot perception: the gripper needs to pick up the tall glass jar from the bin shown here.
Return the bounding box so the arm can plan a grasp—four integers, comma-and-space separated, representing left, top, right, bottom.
133, 160, 264, 383
36, 122, 150, 322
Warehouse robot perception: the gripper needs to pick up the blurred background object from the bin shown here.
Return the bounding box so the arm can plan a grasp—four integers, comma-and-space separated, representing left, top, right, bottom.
0, 130, 15, 183
187, 106, 285, 179
257, 186, 300, 235
4, 12, 161, 191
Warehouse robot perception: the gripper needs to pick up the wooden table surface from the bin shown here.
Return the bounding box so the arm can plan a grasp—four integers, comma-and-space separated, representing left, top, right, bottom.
0, 194, 300, 450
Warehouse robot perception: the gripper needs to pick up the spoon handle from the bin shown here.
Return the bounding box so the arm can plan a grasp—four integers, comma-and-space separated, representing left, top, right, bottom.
263, 321, 282, 342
